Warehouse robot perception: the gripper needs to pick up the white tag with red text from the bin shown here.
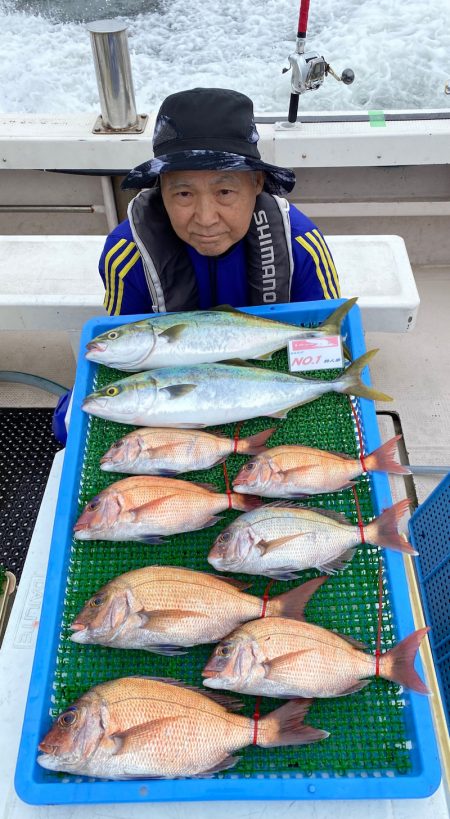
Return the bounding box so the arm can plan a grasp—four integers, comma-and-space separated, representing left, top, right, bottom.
288, 335, 343, 372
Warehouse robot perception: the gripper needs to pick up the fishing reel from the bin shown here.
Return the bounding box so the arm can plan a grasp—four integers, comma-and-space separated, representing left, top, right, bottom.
283, 49, 355, 96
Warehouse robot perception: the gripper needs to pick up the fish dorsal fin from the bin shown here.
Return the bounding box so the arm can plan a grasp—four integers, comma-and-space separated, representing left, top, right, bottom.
306, 507, 351, 525
331, 631, 368, 650
253, 352, 273, 361
137, 677, 244, 711
195, 482, 221, 493
329, 450, 354, 460
215, 304, 242, 314
224, 358, 257, 368
263, 500, 302, 509
157, 324, 189, 342
217, 577, 252, 591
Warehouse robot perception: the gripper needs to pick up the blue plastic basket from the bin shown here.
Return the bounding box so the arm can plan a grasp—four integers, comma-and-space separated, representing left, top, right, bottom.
14, 300, 440, 804
408, 473, 450, 737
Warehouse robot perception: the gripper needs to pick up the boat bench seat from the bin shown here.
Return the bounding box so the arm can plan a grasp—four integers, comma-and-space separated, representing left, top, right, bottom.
0, 234, 420, 359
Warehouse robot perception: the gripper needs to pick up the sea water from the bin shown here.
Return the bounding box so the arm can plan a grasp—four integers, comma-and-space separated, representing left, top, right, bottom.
0, 0, 449, 114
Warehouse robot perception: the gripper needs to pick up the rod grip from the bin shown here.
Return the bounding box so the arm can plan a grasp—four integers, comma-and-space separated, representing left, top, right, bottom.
288, 93, 299, 123
298, 0, 310, 35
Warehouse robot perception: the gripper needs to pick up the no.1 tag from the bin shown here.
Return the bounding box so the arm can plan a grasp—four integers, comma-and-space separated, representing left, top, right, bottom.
288, 335, 344, 372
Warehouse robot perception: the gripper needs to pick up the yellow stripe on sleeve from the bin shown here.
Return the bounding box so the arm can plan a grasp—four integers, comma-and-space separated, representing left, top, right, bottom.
103, 238, 127, 310
114, 250, 141, 315
305, 231, 338, 299
312, 229, 341, 297
106, 242, 137, 314
294, 235, 332, 299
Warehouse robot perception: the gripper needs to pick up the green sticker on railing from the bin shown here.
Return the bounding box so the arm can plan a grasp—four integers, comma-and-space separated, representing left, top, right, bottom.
368, 110, 386, 127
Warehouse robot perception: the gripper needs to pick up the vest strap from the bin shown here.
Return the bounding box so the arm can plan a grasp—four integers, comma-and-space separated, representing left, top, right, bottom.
128, 188, 293, 311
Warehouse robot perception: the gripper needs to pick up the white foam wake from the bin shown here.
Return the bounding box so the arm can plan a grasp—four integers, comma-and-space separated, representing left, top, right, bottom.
0, 0, 449, 114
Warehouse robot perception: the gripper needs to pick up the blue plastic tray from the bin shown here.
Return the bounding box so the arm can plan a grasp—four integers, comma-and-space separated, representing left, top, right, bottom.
15, 300, 440, 803
408, 472, 450, 736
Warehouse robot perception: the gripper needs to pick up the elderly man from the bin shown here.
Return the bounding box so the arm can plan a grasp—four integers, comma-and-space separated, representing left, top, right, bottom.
99, 87, 339, 315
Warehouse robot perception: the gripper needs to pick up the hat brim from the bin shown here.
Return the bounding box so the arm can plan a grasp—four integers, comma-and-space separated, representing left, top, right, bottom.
121, 150, 296, 195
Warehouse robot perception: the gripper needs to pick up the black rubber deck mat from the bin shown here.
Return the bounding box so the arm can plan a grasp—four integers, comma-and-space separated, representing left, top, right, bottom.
0, 408, 62, 582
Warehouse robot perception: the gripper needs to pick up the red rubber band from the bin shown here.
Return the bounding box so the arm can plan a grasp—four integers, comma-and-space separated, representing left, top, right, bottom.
260, 580, 275, 618
351, 485, 366, 544
222, 462, 233, 509
349, 399, 369, 474
233, 421, 243, 454
375, 561, 384, 676
252, 696, 262, 745
348, 398, 384, 677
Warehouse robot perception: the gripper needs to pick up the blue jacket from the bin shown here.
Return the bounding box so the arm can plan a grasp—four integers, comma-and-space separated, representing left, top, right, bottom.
99, 202, 340, 315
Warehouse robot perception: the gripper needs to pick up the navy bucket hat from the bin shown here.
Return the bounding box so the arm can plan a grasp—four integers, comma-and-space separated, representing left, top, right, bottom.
121, 87, 296, 195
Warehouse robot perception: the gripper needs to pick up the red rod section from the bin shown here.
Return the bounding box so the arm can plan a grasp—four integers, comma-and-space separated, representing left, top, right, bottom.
298, 0, 310, 37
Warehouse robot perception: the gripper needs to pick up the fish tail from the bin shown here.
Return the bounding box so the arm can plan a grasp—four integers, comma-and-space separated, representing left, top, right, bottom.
267, 576, 327, 621
318, 296, 358, 336
230, 493, 262, 512
256, 698, 329, 748
364, 435, 411, 475
364, 498, 417, 554
379, 627, 430, 694
237, 427, 277, 455
332, 350, 393, 402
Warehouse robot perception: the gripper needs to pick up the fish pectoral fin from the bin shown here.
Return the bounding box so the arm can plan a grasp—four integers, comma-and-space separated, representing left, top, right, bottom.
259, 532, 308, 556
140, 609, 208, 633
111, 717, 182, 755
317, 547, 356, 574
157, 324, 189, 342
159, 384, 198, 400
129, 495, 179, 521
146, 443, 183, 457
264, 650, 314, 684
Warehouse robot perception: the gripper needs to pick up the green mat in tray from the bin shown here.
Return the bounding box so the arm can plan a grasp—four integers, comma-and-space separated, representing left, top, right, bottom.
16, 304, 440, 803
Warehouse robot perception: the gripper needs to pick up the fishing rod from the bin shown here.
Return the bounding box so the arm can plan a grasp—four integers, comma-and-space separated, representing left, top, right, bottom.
283, 0, 355, 123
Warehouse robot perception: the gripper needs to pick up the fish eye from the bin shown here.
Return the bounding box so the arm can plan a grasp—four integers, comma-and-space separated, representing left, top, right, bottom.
107, 331, 119, 340
88, 499, 101, 511
218, 532, 232, 544
89, 595, 104, 608
105, 386, 120, 397
218, 644, 232, 657
58, 708, 78, 727
244, 461, 256, 471
112, 440, 123, 449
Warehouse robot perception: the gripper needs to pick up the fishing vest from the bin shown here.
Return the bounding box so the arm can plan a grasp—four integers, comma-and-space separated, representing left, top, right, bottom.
127, 188, 294, 312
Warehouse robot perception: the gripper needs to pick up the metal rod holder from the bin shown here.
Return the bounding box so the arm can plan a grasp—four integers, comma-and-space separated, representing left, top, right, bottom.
87, 20, 147, 134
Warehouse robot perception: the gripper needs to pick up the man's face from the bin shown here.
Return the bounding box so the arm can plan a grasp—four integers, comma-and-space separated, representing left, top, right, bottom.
160, 169, 264, 256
